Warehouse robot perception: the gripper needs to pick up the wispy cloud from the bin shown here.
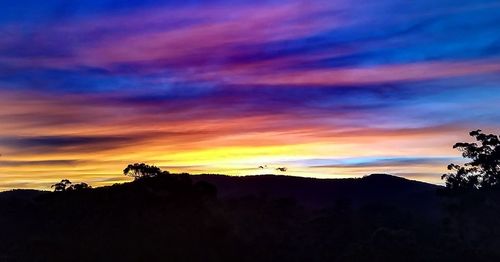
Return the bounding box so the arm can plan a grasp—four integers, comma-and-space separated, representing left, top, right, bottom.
303, 157, 461, 168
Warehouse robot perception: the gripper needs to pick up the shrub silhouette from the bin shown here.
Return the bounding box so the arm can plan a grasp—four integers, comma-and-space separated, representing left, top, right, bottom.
442, 130, 500, 192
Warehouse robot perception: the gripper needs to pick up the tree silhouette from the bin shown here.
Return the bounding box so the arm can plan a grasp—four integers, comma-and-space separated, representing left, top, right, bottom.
51, 179, 72, 192
276, 167, 287, 172
67, 182, 92, 191
51, 180, 92, 192
442, 130, 500, 191
123, 163, 168, 180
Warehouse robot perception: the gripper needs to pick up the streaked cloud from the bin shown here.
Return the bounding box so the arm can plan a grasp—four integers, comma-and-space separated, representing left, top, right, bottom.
0, 0, 499, 189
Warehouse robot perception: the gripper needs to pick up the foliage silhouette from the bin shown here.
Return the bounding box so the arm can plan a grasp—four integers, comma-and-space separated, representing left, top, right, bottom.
442, 130, 500, 192
67, 182, 92, 191
51, 180, 92, 192
123, 163, 168, 180
51, 179, 72, 192
276, 167, 287, 172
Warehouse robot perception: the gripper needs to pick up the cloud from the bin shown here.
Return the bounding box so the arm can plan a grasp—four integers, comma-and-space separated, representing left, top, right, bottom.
0, 135, 141, 152
305, 157, 461, 169
2, 0, 498, 80
0, 159, 82, 167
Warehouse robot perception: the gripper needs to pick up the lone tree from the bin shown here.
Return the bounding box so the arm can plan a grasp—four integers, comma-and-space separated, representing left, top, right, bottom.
442, 130, 500, 192
123, 163, 168, 180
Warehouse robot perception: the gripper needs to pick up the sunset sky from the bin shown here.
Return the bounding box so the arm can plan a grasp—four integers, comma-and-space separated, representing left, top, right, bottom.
1, 0, 499, 190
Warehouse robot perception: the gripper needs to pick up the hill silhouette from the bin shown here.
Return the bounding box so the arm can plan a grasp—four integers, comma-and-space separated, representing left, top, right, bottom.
1, 172, 499, 262
0, 189, 47, 200
193, 173, 439, 210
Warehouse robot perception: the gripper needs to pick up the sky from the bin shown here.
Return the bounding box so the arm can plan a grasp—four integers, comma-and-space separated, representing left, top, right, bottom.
0, 0, 499, 190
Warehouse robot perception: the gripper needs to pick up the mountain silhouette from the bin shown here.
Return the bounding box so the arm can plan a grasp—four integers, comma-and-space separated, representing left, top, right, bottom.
0, 172, 498, 262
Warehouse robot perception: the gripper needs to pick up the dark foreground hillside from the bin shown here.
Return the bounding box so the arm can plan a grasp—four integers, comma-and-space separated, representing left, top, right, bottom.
1, 173, 500, 262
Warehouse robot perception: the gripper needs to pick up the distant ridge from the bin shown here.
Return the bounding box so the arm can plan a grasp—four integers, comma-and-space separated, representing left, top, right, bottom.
192, 173, 440, 210
0, 173, 440, 211
0, 189, 47, 200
